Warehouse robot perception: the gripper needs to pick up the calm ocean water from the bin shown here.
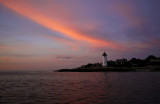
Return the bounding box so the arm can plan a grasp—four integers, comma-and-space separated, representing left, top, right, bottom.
0, 72, 160, 104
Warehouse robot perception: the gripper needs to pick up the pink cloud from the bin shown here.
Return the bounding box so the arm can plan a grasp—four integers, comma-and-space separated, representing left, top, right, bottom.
0, 57, 15, 60
0, 0, 126, 50
109, 1, 145, 30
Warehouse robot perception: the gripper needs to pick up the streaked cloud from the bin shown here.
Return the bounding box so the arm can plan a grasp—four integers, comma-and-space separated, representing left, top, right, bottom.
0, 57, 15, 60
0, 0, 126, 50
56, 56, 73, 60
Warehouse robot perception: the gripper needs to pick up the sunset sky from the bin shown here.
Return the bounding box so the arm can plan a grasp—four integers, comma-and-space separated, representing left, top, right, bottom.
0, 0, 160, 71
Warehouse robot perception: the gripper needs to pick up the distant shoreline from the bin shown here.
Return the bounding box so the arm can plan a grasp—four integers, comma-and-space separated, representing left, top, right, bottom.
56, 55, 160, 72
56, 66, 160, 72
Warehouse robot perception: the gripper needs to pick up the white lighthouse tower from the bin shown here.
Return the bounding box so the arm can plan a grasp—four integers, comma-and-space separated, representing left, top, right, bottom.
102, 52, 107, 67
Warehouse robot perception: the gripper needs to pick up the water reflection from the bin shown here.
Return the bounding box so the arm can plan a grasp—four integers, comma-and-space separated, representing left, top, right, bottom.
0, 72, 160, 104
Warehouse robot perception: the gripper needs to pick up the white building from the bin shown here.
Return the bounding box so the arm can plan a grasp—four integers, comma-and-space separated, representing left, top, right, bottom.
102, 52, 107, 67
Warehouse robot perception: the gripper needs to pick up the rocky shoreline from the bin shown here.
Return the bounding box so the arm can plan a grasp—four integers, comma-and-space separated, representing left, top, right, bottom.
56, 66, 160, 72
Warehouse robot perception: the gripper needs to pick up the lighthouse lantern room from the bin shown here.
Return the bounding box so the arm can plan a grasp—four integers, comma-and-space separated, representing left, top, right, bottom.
102, 52, 107, 67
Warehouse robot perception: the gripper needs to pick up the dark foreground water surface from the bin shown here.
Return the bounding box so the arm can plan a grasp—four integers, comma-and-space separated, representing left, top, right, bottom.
0, 72, 160, 104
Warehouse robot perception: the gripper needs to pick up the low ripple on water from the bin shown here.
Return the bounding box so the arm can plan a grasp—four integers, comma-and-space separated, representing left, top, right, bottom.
0, 72, 160, 104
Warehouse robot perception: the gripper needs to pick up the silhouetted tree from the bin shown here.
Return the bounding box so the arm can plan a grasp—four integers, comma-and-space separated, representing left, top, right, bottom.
145, 55, 157, 62
130, 58, 146, 67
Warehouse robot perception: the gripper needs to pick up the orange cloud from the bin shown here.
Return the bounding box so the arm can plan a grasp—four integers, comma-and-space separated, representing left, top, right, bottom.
0, 0, 126, 50
0, 57, 15, 60
43, 35, 79, 50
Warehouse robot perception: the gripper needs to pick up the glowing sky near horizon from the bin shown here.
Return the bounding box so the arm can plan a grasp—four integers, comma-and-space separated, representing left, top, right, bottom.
0, 0, 160, 70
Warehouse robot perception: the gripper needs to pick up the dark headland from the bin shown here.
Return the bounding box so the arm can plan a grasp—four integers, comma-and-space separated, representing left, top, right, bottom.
56, 55, 160, 72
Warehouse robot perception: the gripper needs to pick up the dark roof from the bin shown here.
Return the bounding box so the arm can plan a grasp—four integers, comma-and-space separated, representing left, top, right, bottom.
102, 52, 107, 56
